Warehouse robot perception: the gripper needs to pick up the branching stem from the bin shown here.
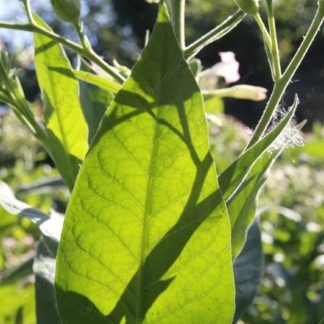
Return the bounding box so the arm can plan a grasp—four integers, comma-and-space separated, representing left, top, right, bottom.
247, 7, 324, 149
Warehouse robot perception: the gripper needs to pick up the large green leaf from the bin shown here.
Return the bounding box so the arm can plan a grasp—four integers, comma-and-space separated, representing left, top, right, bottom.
56, 4, 234, 323
33, 15, 88, 190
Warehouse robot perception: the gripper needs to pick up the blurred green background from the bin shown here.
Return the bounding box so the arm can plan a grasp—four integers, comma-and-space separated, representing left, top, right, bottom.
0, 0, 323, 323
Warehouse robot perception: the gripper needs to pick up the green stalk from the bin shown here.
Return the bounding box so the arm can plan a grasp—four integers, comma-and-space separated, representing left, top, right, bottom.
169, 0, 186, 49
254, 13, 272, 52
247, 7, 324, 149
266, 0, 282, 81
22, 0, 36, 25
184, 10, 245, 59
0, 22, 125, 84
74, 21, 91, 51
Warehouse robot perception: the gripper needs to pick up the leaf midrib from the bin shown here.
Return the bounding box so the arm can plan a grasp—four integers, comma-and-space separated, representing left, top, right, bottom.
137, 100, 161, 322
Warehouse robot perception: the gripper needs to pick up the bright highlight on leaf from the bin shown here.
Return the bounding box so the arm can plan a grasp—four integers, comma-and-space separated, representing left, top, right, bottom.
55, 4, 234, 323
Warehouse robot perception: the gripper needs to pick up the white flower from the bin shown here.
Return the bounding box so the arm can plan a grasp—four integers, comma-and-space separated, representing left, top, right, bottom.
199, 51, 240, 89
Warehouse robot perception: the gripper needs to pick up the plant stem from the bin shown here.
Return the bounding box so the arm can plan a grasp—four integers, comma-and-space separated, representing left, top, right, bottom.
169, 0, 186, 49
281, 8, 323, 85
22, 0, 35, 25
254, 13, 272, 51
74, 21, 91, 51
184, 10, 245, 59
246, 7, 324, 149
266, 0, 282, 81
0, 22, 125, 84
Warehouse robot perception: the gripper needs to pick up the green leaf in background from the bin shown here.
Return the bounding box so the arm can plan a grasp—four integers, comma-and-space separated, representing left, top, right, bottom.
219, 95, 299, 202
290, 139, 324, 159
33, 15, 88, 191
56, 4, 234, 323
34, 240, 60, 324
204, 96, 224, 115
0, 258, 35, 322
233, 219, 263, 323
0, 282, 35, 323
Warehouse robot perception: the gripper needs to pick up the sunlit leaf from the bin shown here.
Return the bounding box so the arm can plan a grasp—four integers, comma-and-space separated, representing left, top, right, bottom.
56, 4, 234, 323
33, 15, 88, 190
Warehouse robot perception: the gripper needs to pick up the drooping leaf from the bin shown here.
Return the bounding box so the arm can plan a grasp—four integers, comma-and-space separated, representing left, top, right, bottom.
34, 240, 60, 324
233, 219, 263, 323
33, 15, 88, 191
0, 181, 63, 254
219, 95, 299, 202
56, 4, 234, 323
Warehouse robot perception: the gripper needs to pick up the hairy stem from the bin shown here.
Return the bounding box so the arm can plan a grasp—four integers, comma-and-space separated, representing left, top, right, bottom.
254, 13, 272, 51
266, 0, 282, 81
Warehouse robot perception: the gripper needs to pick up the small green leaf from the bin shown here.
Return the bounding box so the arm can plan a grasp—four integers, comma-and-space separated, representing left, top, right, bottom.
228, 152, 275, 257
233, 220, 263, 322
56, 4, 234, 323
33, 15, 88, 191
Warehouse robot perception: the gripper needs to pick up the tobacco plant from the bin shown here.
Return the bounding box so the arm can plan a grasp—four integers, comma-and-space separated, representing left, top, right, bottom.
0, 0, 323, 323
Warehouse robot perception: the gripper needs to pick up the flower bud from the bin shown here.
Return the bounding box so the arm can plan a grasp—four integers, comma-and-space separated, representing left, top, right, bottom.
234, 0, 260, 16
50, 0, 81, 24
